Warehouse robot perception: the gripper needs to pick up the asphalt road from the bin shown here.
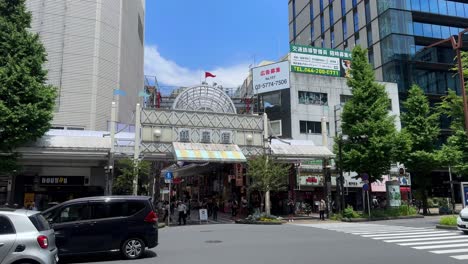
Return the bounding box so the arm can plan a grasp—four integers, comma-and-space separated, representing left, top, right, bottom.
62, 217, 465, 264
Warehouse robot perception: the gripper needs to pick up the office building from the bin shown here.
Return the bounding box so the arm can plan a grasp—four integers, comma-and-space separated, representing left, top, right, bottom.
289, 0, 468, 134
26, 0, 145, 130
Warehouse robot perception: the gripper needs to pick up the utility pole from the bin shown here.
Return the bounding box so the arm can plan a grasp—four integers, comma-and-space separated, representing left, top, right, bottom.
106, 101, 117, 195
133, 103, 141, 195
321, 117, 332, 218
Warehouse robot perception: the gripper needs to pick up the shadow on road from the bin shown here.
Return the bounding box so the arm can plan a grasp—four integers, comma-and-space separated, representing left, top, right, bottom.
59, 250, 157, 263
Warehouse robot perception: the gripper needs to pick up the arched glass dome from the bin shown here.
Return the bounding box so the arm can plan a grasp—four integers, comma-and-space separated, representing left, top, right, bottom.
172, 85, 237, 114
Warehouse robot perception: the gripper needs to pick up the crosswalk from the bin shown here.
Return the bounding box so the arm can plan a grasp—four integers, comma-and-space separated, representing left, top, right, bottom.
296, 223, 468, 261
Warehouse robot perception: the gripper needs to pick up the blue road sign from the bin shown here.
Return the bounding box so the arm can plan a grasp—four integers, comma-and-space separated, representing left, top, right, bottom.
165, 171, 173, 180
363, 183, 369, 191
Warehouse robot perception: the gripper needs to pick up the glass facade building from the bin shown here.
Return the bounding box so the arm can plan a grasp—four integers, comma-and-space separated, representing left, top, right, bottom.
289, 0, 468, 133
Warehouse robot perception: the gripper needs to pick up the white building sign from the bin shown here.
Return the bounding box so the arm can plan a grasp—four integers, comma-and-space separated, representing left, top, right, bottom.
252, 61, 290, 95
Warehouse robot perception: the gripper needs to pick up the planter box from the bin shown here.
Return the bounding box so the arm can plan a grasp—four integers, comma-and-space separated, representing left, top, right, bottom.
436, 224, 458, 230
235, 219, 284, 225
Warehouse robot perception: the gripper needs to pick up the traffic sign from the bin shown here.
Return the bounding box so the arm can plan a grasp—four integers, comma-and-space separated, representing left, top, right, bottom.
165, 171, 173, 180
363, 183, 369, 191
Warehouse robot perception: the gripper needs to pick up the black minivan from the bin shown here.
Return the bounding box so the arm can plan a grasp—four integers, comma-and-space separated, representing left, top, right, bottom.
42, 196, 158, 259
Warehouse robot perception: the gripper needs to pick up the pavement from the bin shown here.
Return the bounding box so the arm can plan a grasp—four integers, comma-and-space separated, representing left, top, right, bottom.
61, 214, 468, 264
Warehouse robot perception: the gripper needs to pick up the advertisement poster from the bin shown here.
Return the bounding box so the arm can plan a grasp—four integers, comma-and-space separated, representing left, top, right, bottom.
290, 44, 352, 77
386, 181, 402, 207
252, 61, 290, 95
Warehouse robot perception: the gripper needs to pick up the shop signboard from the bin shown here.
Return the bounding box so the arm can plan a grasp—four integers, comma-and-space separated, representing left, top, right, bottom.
252, 61, 290, 95
199, 209, 208, 222
290, 44, 352, 77
40, 176, 84, 186
300, 175, 323, 186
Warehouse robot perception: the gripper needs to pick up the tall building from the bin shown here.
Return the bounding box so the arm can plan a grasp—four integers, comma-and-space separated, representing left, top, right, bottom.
289, 0, 468, 135
26, 0, 145, 131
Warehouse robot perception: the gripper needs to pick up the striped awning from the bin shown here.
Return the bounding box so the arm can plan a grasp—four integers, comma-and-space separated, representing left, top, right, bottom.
172, 142, 246, 163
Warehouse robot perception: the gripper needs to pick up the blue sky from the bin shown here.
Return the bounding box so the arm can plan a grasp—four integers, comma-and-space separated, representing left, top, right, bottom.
144, 0, 289, 92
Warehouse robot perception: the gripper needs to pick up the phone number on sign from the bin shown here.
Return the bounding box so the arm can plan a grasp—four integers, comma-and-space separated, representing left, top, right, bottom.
254, 79, 288, 90
291, 66, 340, 76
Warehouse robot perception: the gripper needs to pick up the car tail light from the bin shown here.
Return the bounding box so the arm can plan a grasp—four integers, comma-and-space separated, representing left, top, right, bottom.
144, 210, 158, 223
37, 235, 48, 249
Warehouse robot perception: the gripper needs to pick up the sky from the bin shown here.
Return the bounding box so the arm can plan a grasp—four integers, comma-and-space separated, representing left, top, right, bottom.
144, 0, 289, 94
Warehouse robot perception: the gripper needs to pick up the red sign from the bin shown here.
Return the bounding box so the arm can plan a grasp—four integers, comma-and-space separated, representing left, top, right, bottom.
260, 67, 281, 76
305, 177, 318, 183
173, 178, 183, 184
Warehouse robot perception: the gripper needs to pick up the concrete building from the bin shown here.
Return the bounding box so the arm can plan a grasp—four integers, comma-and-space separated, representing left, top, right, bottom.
26, 0, 145, 130
289, 0, 468, 134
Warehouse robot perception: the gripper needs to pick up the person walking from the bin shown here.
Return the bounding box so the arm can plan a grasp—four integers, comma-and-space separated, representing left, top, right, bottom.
319, 199, 326, 221
231, 199, 239, 218
287, 199, 295, 222
177, 201, 187, 225
241, 196, 248, 216
162, 201, 170, 223
212, 199, 219, 221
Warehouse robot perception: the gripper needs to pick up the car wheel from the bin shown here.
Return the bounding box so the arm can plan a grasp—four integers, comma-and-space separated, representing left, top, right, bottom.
121, 238, 145, 259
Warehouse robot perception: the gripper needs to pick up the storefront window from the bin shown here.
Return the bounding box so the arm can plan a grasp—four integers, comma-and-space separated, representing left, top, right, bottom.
298, 91, 328, 105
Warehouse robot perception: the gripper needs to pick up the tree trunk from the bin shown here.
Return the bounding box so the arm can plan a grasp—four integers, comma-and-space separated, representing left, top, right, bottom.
265, 190, 271, 216
422, 189, 429, 215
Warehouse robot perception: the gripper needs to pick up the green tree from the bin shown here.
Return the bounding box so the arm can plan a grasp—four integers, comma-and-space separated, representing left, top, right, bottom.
400, 85, 440, 214
246, 155, 289, 216
340, 46, 404, 190
0, 0, 56, 173
113, 159, 151, 195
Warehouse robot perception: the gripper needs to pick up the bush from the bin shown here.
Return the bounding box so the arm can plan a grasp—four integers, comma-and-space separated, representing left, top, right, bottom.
439, 215, 457, 226
343, 205, 360, 218
330, 213, 343, 221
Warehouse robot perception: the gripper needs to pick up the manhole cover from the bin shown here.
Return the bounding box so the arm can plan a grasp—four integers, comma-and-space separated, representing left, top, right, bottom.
205, 240, 222, 243
200, 230, 214, 233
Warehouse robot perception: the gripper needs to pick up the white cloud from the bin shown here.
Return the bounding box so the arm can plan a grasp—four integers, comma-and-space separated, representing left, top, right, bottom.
144, 45, 250, 91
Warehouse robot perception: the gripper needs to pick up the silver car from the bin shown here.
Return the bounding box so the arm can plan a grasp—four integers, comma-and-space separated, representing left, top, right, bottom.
0, 208, 58, 264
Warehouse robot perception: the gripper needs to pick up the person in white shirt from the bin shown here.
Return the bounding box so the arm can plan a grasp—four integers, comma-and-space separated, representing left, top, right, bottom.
177, 201, 187, 225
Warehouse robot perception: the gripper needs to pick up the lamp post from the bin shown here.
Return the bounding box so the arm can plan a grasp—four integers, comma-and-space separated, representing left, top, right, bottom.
426, 28, 468, 136
337, 135, 345, 214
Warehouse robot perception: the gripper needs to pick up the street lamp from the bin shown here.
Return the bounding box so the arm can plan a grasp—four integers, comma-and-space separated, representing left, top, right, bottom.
425, 28, 468, 136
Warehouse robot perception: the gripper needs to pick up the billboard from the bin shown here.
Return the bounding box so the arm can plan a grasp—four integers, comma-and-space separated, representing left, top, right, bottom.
252, 61, 290, 95
290, 44, 352, 77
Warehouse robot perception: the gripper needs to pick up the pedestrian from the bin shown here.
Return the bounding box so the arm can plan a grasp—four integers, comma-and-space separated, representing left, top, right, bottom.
162, 202, 170, 222
319, 199, 326, 221
212, 199, 219, 221
231, 199, 239, 218
177, 201, 187, 225
287, 199, 295, 222
241, 196, 248, 216
207, 198, 213, 217
28, 202, 38, 211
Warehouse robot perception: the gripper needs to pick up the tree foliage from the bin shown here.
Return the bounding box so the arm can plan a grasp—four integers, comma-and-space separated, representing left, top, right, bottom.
113, 159, 151, 195
247, 155, 289, 194
0, 0, 56, 172
340, 46, 404, 184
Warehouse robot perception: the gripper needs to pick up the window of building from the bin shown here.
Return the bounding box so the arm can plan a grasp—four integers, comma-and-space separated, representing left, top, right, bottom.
67, 127, 85, 130
342, 18, 347, 39
201, 131, 211, 143
310, 3, 314, 39
269, 120, 282, 136
447, 1, 457, 16
355, 32, 360, 45
262, 92, 281, 108
320, 14, 325, 33
331, 30, 335, 48
299, 121, 329, 134
365, 0, 371, 24
341, 0, 346, 16
298, 91, 328, 105
353, 10, 359, 32
329, 4, 334, 25
367, 25, 373, 46
340, 94, 353, 104
51, 126, 64, 130
352, 0, 358, 8
221, 132, 232, 144
180, 130, 190, 142
320, 0, 324, 12
138, 14, 143, 46
368, 49, 374, 67
438, 1, 447, 15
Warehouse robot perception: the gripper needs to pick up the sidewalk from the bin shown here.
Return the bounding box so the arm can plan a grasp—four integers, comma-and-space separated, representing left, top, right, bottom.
162, 210, 236, 226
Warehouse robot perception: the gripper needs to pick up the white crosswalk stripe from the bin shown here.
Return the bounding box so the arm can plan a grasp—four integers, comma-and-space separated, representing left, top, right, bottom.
296, 222, 468, 261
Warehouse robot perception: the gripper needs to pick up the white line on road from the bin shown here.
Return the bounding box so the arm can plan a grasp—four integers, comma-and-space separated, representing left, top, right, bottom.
384, 235, 464, 243
398, 238, 468, 246
412, 243, 468, 250
362, 231, 450, 237
430, 248, 468, 254
451, 255, 468, 260
373, 233, 460, 240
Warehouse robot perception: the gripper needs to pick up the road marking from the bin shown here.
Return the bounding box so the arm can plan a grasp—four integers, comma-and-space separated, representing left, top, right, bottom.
398, 238, 468, 246
430, 248, 468, 254
373, 233, 460, 240
384, 235, 464, 243
412, 243, 468, 250
451, 255, 468, 260
362, 231, 450, 237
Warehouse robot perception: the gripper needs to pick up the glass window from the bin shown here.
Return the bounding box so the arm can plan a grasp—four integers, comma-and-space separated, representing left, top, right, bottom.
28, 214, 51, 231
57, 204, 89, 223
353, 11, 359, 32
438, 1, 447, 15
355, 32, 360, 45
340, 95, 353, 104
447, 1, 456, 16
320, 0, 324, 12
365, 0, 371, 24
331, 30, 335, 47
299, 121, 325, 134
428, 0, 439, 14
352, 0, 357, 8
411, 0, 420, 11
413, 22, 423, 36
310, 4, 314, 38
456, 2, 465, 17
330, 5, 334, 25
420, 0, 429, 12
342, 18, 347, 39
422, 23, 432, 38
450, 27, 460, 37
465, 4, 468, 18
368, 49, 374, 67
298, 91, 328, 105
321, 14, 325, 33
367, 26, 373, 46
341, 0, 346, 16
0, 216, 15, 234
262, 92, 281, 106
201, 131, 211, 143
300, 121, 307, 133
180, 130, 190, 142
441, 25, 450, 38
432, 24, 442, 39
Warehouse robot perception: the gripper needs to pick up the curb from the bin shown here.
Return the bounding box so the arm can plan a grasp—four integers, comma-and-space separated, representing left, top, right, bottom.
235, 220, 285, 225
436, 224, 458, 230
342, 215, 424, 222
